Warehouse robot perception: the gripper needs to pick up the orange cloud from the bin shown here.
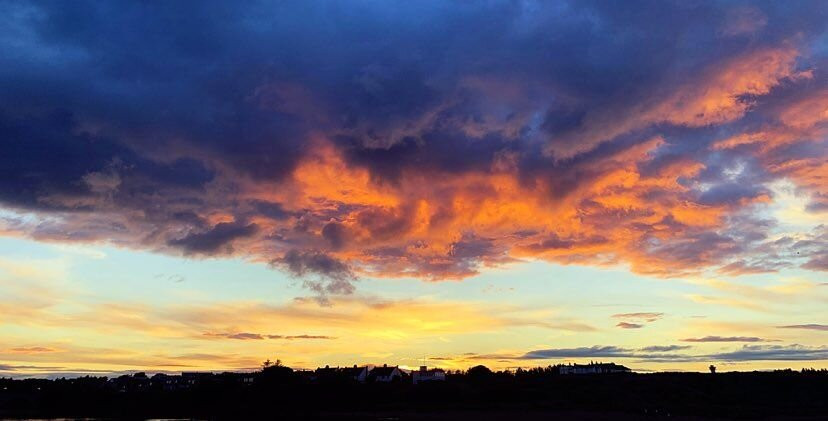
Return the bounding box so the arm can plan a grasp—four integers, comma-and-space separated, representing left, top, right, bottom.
546, 46, 808, 159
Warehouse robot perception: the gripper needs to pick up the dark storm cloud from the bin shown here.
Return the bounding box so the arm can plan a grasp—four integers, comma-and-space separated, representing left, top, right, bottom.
271, 250, 357, 300
0, 110, 214, 210
275, 250, 355, 283
1, 0, 827, 293
168, 221, 259, 255
3, 0, 824, 194
321, 222, 349, 250
248, 200, 292, 220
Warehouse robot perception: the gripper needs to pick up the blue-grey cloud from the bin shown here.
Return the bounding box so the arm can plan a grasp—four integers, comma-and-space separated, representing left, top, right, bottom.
710, 345, 828, 361
639, 345, 692, 352
521, 346, 632, 359
168, 221, 259, 255
271, 250, 357, 301
681, 336, 770, 343
510, 344, 828, 363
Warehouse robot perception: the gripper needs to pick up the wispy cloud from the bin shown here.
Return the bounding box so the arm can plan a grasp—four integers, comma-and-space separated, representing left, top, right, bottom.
777, 324, 828, 331
7, 347, 60, 354
612, 312, 664, 322
711, 345, 828, 361
469, 344, 828, 363
202, 332, 336, 340
681, 336, 771, 343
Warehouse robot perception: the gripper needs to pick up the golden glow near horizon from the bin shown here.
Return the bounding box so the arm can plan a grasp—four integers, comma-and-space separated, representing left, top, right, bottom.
1, 236, 826, 377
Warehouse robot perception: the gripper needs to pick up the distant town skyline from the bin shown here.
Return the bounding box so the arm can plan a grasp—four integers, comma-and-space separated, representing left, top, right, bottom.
1, 0, 826, 378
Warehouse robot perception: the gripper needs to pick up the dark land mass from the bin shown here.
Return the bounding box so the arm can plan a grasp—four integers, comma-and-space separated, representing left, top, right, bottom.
1, 366, 827, 420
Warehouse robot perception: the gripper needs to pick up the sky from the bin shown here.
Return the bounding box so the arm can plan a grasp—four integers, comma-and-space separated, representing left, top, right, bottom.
0, 0, 826, 378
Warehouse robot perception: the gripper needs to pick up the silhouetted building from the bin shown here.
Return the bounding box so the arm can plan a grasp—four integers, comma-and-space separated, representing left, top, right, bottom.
342, 365, 369, 383
558, 362, 630, 375
314, 365, 369, 383
150, 373, 182, 391
369, 364, 402, 382
108, 372, 150, 392
412, 366, 446, 384
181, 371, 214, 385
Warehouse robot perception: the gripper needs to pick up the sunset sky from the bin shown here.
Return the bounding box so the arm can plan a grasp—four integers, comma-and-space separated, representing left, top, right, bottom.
1, 1, 827, 378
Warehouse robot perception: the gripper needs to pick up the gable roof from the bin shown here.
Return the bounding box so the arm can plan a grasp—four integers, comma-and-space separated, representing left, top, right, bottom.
340, 366, 367, 376
370, 366, 399, 376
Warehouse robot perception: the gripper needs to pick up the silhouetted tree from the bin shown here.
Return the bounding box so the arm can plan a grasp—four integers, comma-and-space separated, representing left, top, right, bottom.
261, 360, 295, 385
709, 365, 716, 374
467, 365, 493, 381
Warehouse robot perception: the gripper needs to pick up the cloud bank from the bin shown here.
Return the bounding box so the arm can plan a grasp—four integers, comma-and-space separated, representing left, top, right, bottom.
0, 1, 826, 295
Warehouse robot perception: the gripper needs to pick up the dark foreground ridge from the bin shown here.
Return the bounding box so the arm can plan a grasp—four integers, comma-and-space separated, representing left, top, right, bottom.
2, 363, 827, 420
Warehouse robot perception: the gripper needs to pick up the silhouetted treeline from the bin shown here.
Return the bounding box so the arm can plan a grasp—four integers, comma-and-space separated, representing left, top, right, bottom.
2, 365, 828, 419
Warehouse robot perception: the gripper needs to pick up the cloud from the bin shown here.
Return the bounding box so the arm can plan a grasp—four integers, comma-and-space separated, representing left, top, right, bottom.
518, 345, 696, 361
710, 345, 828, 361
613, 312, 663, 329
204, 332, 264, 340
612, 312, 664, 322
270, 334, 336, 340
202, 332, 335, 340
271, 250, 357, 301
0, 364, 65, 372
777, 324, 828, 331
520, 346, 632, 360
681, 336, 770, 343
0, 0, 826, 291
638, 345, 692, 352
7, 346, 60, 354
168, 221, 259, 255
274, 250, 354, 283
720, 6, 768, 37
479, 343, 828, 363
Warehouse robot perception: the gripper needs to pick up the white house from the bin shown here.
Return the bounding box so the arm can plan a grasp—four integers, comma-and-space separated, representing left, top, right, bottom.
412, 366, 446, 384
